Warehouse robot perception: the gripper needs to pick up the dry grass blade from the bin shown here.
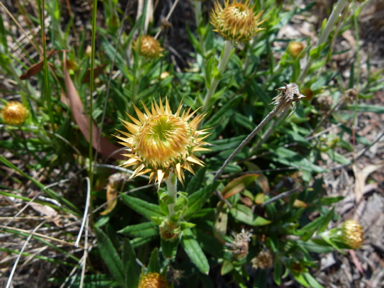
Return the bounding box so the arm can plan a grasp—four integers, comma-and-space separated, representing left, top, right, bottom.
62, 53, 125, 160
75, 177, 91, 247
5, 220, 47, 288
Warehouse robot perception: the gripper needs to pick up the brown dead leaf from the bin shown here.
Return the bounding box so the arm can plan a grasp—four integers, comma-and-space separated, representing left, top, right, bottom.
353, 160, 384, 203
20, 50, 58, 80
30, 202, 62, 226
63, 53, 124, 160
81, 64, 107, 84
20, 61, 44, 80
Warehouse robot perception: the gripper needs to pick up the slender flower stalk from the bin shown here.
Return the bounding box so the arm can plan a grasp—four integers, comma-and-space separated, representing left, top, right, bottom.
202, 40, 234, 112
214, 83, 305, 182
297, 0, 349, 83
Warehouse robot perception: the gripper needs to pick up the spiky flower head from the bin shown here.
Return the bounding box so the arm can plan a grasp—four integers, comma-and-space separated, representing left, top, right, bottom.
342, 220, 364, 249
225, 229, 252, 260
134, 35, 164, 59
272, 83, 306, 116
251, 249, 273, 269
1, 101, 28, 125
287, 42, 305, 58
138, 272, 169, 288
116, 98, 210, 186
211, 0, 264, 43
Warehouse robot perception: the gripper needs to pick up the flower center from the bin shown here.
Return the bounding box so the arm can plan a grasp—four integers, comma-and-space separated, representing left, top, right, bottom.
135, 115, 190, 166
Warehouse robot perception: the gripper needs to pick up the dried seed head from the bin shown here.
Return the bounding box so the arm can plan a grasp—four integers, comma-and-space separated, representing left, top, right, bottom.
210, 0, 265, 43
225, 229, 252, 259
116, 98, 210, 186
1, 101, 28, 125
343, 88, 357, 103
138, 272, 169, 288
251, 249, 273, 269
134, 36, 164, 59
342, 220, 364, 249
272, 83, 305, 115
287, 42, 305, 58
314, 95, 333, 111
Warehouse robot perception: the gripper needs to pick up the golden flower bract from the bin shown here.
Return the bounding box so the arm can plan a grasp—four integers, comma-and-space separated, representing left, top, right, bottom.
138, 272, 169, 288
342, 220, 364, 249
116, 98, 210, 185
211, 0, 264, 43
134, 35, 163, 59
1, 101, 28, 125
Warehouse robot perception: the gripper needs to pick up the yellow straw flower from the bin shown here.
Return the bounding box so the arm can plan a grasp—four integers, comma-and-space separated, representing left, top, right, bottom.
138, 272, 169, 288
134, 35, 164, 59
1, 101, 28, 125
342, 220, 364, 249
116, 98, 210, 186
211, 0, 264, 43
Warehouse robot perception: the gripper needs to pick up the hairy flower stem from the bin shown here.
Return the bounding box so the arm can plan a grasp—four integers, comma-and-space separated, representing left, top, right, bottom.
166, 171, 178, 217
202, 40, 234, 112
297, 0, 349, 83
214, 101, 290, 182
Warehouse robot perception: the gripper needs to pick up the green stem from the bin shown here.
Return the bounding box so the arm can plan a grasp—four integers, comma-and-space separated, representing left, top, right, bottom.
202, 40, 234, 112
166, 171, 177, 217
297, 0, 349, 84
88, 0, 98, 225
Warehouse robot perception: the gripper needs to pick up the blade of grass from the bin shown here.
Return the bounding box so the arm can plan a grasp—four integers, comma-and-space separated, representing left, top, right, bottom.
0, 156, 80, 215
5, 220, 47, 288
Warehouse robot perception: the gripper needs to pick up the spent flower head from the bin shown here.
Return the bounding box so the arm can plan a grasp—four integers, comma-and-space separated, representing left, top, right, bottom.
251, 249, 273, 269
342, 220, 364, 249
138, 272, 169, 288
225, 229, 252, 259
116, 98, 210, 186
134, 35, 164, 59
273, 83, 306, 116
1, 101, 28, 125
211, 0, 264, 43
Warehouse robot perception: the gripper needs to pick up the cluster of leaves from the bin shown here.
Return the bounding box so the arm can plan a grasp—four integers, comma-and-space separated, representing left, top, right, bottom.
1, 0, 383, 287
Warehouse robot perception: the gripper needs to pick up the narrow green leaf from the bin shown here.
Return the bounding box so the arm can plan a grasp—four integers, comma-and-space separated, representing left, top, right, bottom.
317, 208, 335, 234
221, 174, 259, 199
221, 260, 234, 275
147, 248, 160, 273
118, 222, 159, 238
265, 147, 327, 173
181, 228, 210, 274
344, 104, 384, 114
274, 258, 281, 285
303, 273, 324, 288
120, 194, 163, 220
204, 95, 241, 128
94, 226, 125, 287
326, 150, 350, 165
123, 238, 140, 288
186, 167, 206, 194
161, 237, 180, 259
184, 182, 220, 220
230, 204, 270, 226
